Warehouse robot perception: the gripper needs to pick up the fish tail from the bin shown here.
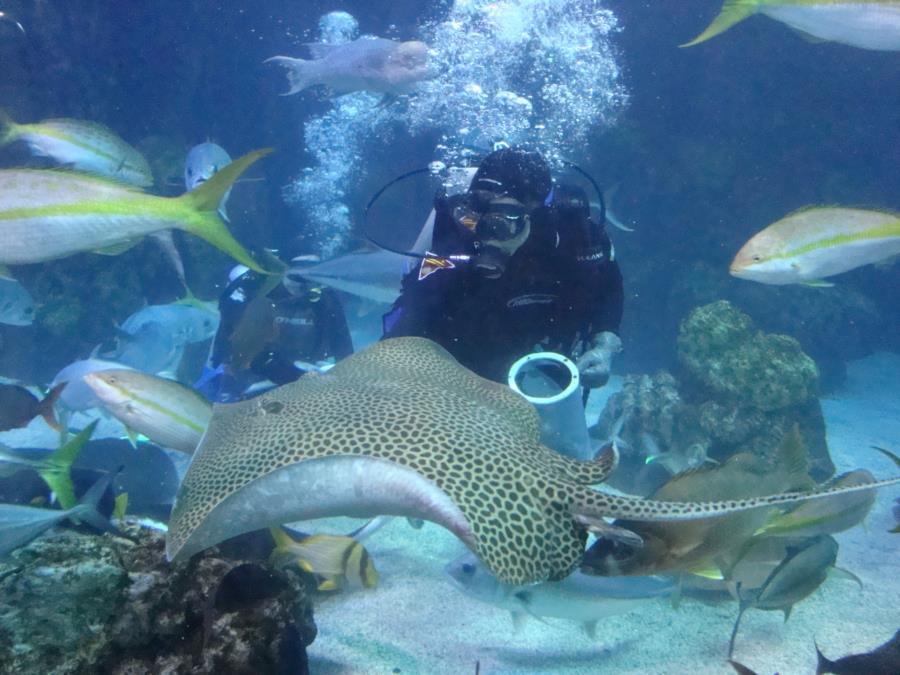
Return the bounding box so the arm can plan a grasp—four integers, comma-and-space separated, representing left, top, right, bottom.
264, 56, 316, 96
0, 109, 19, 146
40, 419, 96, 509
37, 382, 66, 432
176, 148, 273, 274
68, 464, 119, 534
680, 0, 759, 48
814, 642, 836, 675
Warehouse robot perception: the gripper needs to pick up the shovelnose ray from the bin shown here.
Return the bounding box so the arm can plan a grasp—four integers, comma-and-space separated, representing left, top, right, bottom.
166, 338, 900, 585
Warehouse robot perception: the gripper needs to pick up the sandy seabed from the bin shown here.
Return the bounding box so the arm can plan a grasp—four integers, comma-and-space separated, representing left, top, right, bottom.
306, 352, 900, 675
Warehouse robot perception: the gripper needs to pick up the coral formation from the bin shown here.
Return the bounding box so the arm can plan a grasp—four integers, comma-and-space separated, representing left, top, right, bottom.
595, 301, 834, 493
677, 300, 818, 411
0, 524, 316, 675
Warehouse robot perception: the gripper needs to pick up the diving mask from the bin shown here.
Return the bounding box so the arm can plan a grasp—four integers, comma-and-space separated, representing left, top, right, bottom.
453, 192, 531, 242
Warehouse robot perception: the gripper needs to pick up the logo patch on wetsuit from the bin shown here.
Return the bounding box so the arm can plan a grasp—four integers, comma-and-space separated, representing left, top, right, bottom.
506, 294, 557, 308
418, 252, 456, 281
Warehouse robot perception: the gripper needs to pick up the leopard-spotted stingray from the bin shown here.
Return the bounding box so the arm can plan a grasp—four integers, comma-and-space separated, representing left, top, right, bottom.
166, 337, 900, 585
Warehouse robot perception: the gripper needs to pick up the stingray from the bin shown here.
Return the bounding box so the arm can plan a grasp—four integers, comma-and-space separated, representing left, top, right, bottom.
167, 338, 900, 585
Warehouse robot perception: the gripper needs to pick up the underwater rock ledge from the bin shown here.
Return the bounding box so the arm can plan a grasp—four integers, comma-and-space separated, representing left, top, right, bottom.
0, 523, 316, 675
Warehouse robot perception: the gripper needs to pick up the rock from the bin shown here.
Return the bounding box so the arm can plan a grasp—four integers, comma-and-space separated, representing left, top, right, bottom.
733, 283, 883, 391
0, 524, 316, 675
677, 300, 818, 411
594, 300, 834, 492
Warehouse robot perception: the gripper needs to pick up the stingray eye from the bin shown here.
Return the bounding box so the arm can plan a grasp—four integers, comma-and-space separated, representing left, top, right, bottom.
461, 563, 476, 576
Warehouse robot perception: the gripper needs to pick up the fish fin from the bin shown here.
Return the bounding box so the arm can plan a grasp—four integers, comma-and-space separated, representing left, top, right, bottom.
815, 641, 836, 675
0, 264, 12, 280
68, 464, 120, 534
510, 610, 527, 634
728, 660, 761, 675
775, 425, 813, 489
871, 446, 900, 469
782, 606, 792, 623
37, 382, 66, 432
572, 513, 644, 549
124, 427, 140, 449
686, 563, 724, 580
93, 239, 141, 256
176, 149, 273, 273
40, 419, 96, 509
348, 516, 392, 542
268, 525, 297, 549
891, 524, 900, 534
316, 578, 339, 592
681, 1, 758, 48
828, 566, 863, 589
0, 109, 19, 146
582, 620, 599, 639
113, 492, 129, 522
801, 279, 834, 288
288, 534, 360, 577
264, 56, 316, 95
669, 575, 683, 609
790, 27, 828, 44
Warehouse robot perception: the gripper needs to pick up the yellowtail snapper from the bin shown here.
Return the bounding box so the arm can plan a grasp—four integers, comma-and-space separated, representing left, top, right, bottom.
0, 111, 153, 187
0, 148, 273, 272
83, 370, 212, 454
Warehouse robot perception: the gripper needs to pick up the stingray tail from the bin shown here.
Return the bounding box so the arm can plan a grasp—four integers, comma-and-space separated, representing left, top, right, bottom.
264, 56, 318, 96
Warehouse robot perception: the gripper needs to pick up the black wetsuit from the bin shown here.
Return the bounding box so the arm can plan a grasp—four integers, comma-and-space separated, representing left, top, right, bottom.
211, 271, 353, 389
383, 194, 623, 383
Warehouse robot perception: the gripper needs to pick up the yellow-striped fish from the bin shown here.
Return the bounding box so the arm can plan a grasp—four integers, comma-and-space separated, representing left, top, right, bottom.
729, 207, 900, 285
0, 111, 153, 187
82, 370, 212, 454
683, 1, 900, 50
0, 149, 270, 271
268, 525, 379, 591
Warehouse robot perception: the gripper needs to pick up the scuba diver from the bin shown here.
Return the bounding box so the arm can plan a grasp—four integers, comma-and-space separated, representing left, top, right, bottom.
382, 147, 624, 395
199, 262, 353, 402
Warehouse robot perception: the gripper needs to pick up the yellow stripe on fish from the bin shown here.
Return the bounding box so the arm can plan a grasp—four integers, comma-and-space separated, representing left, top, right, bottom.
730, 207, 900, 285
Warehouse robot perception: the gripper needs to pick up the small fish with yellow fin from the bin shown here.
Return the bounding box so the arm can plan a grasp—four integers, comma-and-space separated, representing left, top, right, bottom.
268, 525, 378, 591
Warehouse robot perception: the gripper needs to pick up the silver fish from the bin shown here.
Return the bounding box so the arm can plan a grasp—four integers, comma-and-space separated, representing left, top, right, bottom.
287, 249, 406, 304
0, 276, 36, 326
266, 37, 431, 96
0, 112, 153, 187
446, 551, 674, 637
0, 469, 115, 558
119, 301, 219, 345
184, 142, 232, 221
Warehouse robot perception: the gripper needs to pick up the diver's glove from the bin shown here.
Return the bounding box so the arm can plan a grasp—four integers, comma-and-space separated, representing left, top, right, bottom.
575, 332, 622, 389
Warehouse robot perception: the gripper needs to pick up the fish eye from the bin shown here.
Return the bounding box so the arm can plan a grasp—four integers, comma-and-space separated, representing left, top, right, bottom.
752, 255, 761, 262
461, 563, 476, 575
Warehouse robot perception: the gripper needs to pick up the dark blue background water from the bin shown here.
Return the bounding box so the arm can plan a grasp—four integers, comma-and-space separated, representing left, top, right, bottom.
1, 0, 897, 382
